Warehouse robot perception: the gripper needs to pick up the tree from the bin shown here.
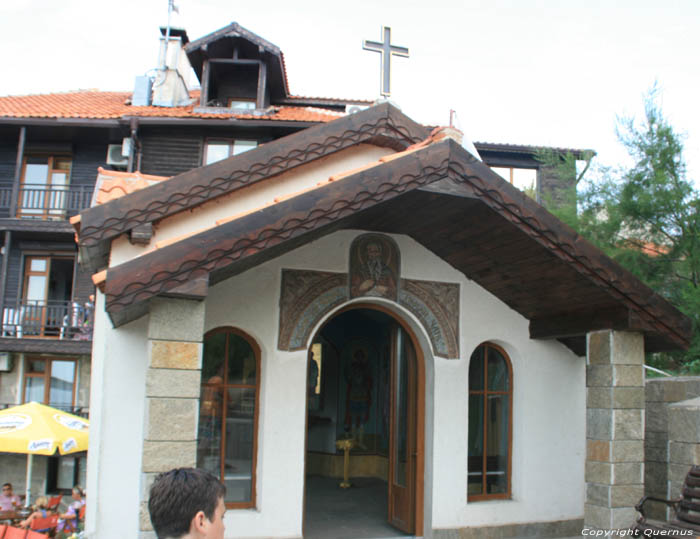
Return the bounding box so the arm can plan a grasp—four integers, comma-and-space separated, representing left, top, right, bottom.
575, 86, 700, 372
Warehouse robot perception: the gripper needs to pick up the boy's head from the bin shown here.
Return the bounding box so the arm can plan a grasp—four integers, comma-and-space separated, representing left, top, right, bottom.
148, 468, 226, 539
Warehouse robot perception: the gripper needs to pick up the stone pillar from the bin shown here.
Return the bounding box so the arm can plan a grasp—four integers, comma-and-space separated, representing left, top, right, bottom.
585, 330, 645, 531
668, 397, 700, 501
139, 298, 205, 537
644, 378, 700, 519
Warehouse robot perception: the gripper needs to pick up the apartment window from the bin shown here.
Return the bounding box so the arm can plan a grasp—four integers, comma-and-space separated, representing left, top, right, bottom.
204, 139, 257, 165
23, 357, 77, 410
468, 343, 512, 501
19, 155, 72, 219
197, 328, 260, 508
21, 255, 75, 337
491, 166, 536, 198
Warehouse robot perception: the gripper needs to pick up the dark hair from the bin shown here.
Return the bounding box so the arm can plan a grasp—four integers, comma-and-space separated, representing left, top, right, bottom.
148, 468, 225, 538
2, 483, 11, 489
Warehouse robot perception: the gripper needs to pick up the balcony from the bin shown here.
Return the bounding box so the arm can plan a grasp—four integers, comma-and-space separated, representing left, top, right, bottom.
2, 300, 93, 341
0, 182, 93, 219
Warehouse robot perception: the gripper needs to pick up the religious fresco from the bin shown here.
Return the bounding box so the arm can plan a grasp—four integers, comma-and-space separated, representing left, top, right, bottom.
333, 334, 391, 455
277, 235, 459, 359
399, 279, 460, 358
349, 233, 400, 301
278, 270, 348, 350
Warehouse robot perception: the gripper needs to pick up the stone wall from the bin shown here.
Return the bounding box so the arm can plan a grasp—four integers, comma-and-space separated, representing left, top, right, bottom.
644, 377, 700, 519
585, 330, 645, 531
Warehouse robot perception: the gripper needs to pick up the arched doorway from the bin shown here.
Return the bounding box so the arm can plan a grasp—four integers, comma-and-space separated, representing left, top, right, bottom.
302, 305, 425, 538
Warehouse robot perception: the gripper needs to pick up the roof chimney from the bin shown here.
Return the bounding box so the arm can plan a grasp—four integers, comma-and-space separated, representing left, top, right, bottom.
152, 27, 192, 107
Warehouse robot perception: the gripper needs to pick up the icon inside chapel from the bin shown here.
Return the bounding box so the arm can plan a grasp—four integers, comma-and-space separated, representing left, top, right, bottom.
349, 234, 399, 300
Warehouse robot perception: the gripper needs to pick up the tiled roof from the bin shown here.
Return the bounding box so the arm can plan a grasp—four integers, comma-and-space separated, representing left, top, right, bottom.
92, 168, 170, 206
0, 90, 345, 122
474, 141, 595, 157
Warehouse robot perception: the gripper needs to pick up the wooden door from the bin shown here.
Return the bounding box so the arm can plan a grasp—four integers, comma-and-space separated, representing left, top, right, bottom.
388, 325, 416, 534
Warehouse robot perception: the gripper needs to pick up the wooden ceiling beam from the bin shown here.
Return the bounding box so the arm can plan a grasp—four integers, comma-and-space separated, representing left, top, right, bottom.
529, 307, 649, 340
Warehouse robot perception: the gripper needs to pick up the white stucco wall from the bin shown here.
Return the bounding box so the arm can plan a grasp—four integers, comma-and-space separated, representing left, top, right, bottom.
86, 291, 149, 538
90, 228, 585, 538
203, 229, 586, 537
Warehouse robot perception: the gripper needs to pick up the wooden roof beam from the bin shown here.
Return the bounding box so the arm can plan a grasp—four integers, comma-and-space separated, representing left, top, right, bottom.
529, 307, 648, 340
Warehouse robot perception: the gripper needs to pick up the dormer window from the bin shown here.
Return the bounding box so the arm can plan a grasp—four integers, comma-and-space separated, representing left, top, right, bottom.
204, 139, 257, 165
185, 23, 290, 113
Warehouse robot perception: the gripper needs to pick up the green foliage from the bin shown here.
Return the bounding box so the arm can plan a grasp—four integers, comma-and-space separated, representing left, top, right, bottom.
576, 86, 700, 369
534, 147, 594, 229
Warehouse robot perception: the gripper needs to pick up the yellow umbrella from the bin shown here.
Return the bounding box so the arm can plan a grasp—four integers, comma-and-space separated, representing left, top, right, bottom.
0, 401, 89, 504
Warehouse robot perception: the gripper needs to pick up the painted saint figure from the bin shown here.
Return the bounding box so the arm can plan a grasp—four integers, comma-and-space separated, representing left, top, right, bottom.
350, 239, 397, 299
344, 348, 373, 449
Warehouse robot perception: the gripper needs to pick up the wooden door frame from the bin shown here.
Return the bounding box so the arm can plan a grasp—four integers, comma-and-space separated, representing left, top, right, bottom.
301, 301, 425, 536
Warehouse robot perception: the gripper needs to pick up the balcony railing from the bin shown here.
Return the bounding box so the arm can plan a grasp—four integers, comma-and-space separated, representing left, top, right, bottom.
1, 300, 94, 340
0, 182, 93, 219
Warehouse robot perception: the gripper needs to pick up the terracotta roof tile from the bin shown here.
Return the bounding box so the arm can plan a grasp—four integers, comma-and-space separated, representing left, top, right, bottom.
0, 90, 345, 122
93, 167, 170, 205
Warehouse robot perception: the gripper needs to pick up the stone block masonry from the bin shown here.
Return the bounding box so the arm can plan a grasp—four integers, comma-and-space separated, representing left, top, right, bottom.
644, 377, 700, 520
585, 330, 644, 531
139, 298, 205, 536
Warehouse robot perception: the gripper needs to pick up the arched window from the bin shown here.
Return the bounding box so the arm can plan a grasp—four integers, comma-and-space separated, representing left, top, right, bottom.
468, 343, 512, 501
197, 328, 260, 508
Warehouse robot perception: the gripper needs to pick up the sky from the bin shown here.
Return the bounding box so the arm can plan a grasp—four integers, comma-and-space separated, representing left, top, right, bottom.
2, 0, 700, 179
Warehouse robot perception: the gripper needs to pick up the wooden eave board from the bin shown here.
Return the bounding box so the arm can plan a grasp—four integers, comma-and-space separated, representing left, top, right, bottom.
102, 138, 451, 320
77, 103, 429, 272
98, 138, 691, 353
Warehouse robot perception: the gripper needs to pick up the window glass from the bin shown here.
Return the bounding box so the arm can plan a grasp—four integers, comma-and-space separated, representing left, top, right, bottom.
25, 275, 47, 302
205, 143, 230, 165
487, 348, 508, 391
224, 387, 255, 503
57, 456, 76, 489
202, 332, 226, 381
486, 394, 509, 494
24, 377, 44, 402
468, 346, 484, 391
23, 358, 76, 408
467, 393, 484, 495
30, 259, 47, 272
205, 140, 257, 165
28, 360, 46, 373
198, 384, 222, 480
232, 140, 257, 155
24, 161, 49, 185
49, 360, 76, 409
468, 343, 512, 500
229, 100, 256, 110
227, 334, 256, 386
198, 329, 259, 508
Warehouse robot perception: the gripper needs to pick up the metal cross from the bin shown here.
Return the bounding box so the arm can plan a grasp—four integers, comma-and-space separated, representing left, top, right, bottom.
363, 27, 409, 97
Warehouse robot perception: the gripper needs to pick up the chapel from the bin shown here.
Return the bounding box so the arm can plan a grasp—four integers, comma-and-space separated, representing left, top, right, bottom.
75, 101, 691, 538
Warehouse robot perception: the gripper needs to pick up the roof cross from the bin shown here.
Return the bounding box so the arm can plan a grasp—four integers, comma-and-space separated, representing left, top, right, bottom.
363, 27, 409, 97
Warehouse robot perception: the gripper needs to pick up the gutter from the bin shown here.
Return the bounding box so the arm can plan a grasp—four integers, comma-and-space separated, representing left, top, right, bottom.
0, 116, 323, 129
